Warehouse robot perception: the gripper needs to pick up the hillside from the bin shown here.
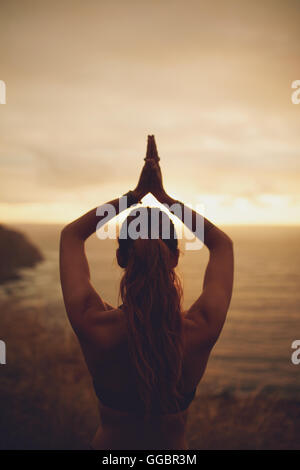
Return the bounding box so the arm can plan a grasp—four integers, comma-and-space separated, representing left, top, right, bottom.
0, 224, 43, 283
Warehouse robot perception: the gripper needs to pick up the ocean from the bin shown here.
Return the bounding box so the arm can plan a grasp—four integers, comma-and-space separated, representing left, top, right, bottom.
1, 223, 299, 400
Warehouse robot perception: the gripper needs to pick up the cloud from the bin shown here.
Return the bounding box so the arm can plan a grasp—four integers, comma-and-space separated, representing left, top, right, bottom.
0, 0, 300, 222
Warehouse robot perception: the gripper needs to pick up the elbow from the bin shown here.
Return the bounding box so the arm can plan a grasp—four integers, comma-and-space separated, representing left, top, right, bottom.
60, 222, 84, 243
60, 226, 67, 247
218, 228, 233, 247
211, 232, 234, 254
225, 233, 234, 248
216, 230, 234, 250
223, 234, 234, 255
60, 224, 70, 237
205, 226, 233, 251
60, 223, 74, 240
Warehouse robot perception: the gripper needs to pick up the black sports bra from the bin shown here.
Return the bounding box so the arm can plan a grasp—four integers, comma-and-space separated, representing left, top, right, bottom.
92, 376, 196, 415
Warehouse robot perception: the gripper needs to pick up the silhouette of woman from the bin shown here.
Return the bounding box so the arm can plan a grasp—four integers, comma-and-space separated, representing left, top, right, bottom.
59, 135, 234, 450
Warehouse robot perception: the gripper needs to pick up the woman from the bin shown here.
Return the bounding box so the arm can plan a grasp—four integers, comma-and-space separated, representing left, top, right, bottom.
59, 135, 234, 450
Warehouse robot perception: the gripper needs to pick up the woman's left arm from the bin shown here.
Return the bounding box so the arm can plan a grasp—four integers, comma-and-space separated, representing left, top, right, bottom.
59, 191, 141, 333
60, 139, 155, 333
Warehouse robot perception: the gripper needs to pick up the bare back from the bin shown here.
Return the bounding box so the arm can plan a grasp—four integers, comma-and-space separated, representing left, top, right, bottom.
77, 305, 215, 450
59, 154, 234, 450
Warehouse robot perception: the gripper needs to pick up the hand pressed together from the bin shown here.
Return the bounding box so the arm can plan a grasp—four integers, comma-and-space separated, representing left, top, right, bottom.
133, 135, 167, 202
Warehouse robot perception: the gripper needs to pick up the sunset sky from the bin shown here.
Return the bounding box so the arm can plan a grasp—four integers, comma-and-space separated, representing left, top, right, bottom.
0, 0, 300, 224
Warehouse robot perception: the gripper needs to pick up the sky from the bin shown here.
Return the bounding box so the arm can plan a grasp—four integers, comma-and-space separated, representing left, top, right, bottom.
0, 0, 300, 224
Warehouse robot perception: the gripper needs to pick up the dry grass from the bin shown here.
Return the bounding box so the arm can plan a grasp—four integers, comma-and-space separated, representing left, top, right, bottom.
187, 389, 300, 449
0, 297, 300, 449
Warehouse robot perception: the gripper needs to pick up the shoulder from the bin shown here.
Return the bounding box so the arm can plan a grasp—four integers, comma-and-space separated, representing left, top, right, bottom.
182, 311, 218, 351
77, 306, 127, 351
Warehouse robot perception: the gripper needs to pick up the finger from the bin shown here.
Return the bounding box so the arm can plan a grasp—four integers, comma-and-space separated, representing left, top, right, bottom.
145, 135, 153, 161
151, 135, 160, 162
144, 135, 160, 161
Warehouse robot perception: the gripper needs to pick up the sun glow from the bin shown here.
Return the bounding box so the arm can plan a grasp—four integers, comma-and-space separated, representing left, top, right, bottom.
0, 193, 299, 227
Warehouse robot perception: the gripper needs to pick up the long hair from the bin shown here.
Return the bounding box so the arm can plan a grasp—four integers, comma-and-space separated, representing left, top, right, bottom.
117, 207, 184, 416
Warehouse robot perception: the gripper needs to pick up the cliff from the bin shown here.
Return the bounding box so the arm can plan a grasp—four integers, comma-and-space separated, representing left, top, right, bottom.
0, 224, 44, 284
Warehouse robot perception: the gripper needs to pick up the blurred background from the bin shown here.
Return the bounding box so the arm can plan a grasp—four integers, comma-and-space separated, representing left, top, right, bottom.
0, 0, 300, 449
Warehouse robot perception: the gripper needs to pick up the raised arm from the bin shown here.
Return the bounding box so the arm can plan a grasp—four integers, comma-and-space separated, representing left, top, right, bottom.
60, 139, 154, 334
148, 150, 234, 346
60, 197, 122, 334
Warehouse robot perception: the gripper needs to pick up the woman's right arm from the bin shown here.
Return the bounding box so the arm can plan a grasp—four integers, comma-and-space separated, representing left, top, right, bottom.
159, 190, 234, 345
151, 177, 234, 347
165, 192, 233, 341
146, 138, 234, 346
